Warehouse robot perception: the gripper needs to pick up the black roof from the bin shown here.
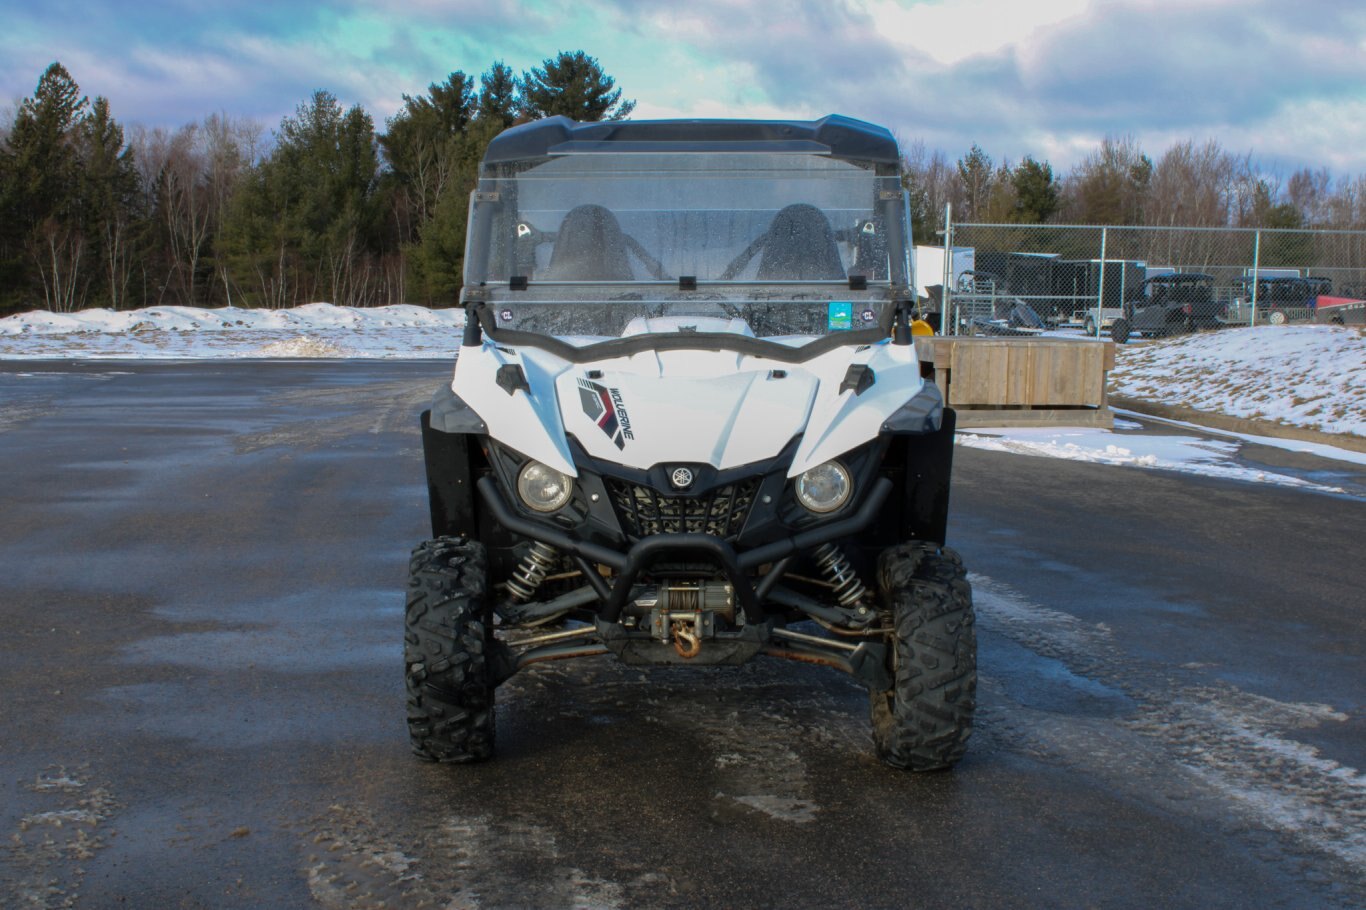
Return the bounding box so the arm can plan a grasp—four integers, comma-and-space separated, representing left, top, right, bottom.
1145, 273, 1215, 283
481, 114, 900, 166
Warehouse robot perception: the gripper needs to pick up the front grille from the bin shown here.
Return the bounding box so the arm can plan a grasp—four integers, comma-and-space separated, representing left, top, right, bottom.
606, 478, 760, 540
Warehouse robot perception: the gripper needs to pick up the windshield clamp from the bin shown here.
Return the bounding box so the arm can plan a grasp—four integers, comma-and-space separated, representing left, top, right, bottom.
462, 316, 483, 347
892, 301, 914, 346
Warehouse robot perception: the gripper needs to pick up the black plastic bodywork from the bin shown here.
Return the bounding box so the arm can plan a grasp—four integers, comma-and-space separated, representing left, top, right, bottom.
421, 411, 479, 540
891, 408, 956, 546
480, 114, 902, 168
467, 301, 898, 365
475, 473, 894, 622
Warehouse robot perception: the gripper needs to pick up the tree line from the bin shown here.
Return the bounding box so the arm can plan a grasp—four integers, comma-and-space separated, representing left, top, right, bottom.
903, 135, 1366, 244
0, 53, 633, 315
3, 52, 1366, 314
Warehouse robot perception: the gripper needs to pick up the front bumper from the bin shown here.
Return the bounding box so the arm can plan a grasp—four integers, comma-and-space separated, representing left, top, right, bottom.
476, 474, 893, 623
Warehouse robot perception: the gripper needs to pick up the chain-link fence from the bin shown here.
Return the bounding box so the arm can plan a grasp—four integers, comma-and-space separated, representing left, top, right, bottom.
929, 216, 1366, 337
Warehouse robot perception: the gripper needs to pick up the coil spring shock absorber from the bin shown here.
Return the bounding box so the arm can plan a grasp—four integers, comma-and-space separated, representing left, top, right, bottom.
506, 541, 559, 602
811, 542, 867, 607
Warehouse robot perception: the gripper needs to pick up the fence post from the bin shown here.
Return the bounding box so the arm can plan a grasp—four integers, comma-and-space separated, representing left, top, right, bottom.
1250, 230, 1261, 327
1095, 227, 1108, 338
942, 202, 954, 335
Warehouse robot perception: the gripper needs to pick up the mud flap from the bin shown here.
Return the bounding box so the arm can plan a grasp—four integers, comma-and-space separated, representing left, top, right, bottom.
902, 408, 956, 546
421, 410, 478, 539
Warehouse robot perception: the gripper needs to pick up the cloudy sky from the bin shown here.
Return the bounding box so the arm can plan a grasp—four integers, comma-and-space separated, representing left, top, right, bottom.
4, 0, 1366, 175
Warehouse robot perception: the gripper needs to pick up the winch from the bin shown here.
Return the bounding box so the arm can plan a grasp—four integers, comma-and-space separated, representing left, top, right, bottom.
628, 580, 735, 659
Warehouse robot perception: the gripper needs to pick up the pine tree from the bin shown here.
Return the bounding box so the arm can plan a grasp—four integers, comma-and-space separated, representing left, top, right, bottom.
0, 62, 90, 311
380, 73, 476, 229
79, 96, 140, 308
221, 91, 380, 307
520, 51, 635, 122
478, 62, 519, 129
1010, 157, 1059, 224
956, 144, 994, 221
5, 63, 88, 226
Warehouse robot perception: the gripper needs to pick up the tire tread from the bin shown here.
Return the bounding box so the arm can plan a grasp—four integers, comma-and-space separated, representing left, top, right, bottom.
404, 537, 496, 763
870, 542, 976, 771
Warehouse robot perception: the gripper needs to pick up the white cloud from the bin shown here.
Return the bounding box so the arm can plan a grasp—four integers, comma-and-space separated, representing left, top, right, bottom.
866, 0, 1091, 66
618, 0, 1366, 173
4, 0, 1366, 176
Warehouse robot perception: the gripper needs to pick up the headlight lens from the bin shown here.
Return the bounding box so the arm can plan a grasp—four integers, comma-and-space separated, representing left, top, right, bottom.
516, 461, 574, 512
795, 461, 852, 513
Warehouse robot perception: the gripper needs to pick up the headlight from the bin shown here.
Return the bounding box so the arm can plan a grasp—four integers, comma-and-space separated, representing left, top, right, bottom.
517, 461, 574, 512
795, 461, 852, 513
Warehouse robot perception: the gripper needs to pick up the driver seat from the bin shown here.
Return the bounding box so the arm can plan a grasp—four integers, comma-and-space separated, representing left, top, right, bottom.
544, 205, 634, 281
757, 204, 845, 280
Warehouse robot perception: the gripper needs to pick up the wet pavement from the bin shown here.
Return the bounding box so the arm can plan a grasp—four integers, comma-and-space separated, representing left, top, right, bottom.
0, 360, 1362, 909
1109, 411, 1366, 499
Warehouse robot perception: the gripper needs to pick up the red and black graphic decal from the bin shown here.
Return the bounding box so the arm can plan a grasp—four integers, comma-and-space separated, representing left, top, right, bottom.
577, 379, 633, 449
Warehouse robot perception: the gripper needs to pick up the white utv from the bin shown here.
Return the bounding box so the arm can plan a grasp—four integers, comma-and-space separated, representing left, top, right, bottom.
410, 115, 974, 770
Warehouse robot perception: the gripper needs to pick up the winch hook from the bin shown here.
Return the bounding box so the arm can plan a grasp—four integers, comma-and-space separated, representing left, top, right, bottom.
672, 621, 701, 659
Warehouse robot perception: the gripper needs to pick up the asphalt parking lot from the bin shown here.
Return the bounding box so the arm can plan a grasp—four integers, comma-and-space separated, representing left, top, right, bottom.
0, 361, 1362, 909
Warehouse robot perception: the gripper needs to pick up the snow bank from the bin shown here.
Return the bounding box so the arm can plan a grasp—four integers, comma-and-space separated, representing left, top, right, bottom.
1110, 325, 1365, 436
956, 425, 1349, 494
0, 303, 463, 336
0, 303, 465, 359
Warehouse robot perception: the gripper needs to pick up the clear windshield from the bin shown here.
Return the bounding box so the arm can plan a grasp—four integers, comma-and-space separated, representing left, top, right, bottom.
461, 151, 911, 340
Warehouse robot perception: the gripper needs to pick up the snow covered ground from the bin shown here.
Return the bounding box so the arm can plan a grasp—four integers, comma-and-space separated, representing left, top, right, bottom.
0, 303, 466, 360
1, 304, 1361, 490
1109, 325, 1364, 437
956, 420, 1359, 495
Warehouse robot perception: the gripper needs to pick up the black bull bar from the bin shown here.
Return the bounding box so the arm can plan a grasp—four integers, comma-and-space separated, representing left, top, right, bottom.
475, 475, 892, 623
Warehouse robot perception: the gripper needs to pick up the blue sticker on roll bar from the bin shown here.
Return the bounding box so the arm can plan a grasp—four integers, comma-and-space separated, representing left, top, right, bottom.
828, 301, 853, 330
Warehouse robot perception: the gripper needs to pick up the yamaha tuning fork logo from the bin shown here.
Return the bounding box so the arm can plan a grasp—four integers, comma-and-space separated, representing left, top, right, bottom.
577, 379, 634, 449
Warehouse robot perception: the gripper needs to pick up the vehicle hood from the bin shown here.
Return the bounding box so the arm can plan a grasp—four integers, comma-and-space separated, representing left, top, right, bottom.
558, 354, 817, 469
450, 328, 933, 477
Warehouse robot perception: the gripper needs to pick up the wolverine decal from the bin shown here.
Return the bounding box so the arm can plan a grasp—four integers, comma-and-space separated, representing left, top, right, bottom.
577, 379, 633, 449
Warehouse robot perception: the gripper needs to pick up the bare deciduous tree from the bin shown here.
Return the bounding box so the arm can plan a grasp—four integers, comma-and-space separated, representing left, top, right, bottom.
900, 140, 958, 243
1060, 135, 1152, 226
1287, 168, 1333, 226
30, 218, 86, 312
